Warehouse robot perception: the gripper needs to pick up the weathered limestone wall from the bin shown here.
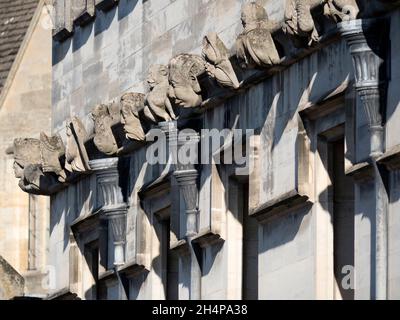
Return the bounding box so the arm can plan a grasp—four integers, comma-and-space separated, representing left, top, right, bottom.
47, 0, 400, 300
0, 255, 24, 299
0, 5, 52, 296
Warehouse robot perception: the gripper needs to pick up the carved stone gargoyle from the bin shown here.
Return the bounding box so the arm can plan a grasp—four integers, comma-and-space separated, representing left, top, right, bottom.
144, 65, 176, 123
65, 117, 91, 173
168, 54, 206, 108
236, 2, 280, 69
13, 138, 62, 195
323, 0, 359, 23
202, 32, 240, 89
91, 103, 119, 156
120, 92, 146, 141
40, 132, 66, 182
283, 0, 359, 47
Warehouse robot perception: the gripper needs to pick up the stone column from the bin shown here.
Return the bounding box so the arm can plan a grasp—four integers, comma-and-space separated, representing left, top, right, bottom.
160, 121, 202, 299
339, 18, 389, 299
90, 158, 127, 267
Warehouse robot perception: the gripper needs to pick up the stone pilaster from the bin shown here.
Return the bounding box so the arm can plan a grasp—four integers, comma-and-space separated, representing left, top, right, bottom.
339, 18, 390, 300
159, 121, 201, 299
90, 158, 127, 267
338, 18, 388, 158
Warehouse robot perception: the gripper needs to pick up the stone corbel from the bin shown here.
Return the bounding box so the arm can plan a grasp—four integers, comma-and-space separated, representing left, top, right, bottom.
90, 158, 127, 266
338, 18, 389, 159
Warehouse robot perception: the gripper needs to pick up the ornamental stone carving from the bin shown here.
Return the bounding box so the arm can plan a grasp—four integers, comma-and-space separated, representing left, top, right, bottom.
236, 2, 280, 69
168, 54, 205, 108
120, 93, 146, 141
338, 19, 388, 158
202, 33, 240, 89
323, 0, 359, 22
65, 117, 91, 173
91, 104, 119, 156
283, 0, 359, 47
283, 0, 321, 47
39, 132, 66, 182
144, 65, 177, 122
13, 138, 61, 195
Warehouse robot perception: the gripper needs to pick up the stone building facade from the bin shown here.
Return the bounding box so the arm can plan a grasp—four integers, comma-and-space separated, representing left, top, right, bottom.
0, 0, 52, 298
10, 0, 400, 300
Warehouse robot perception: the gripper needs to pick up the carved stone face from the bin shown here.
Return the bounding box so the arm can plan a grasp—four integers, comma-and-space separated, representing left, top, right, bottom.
13, 161, 24, 179
146, 65, 168, 89
168, 54, 205, 108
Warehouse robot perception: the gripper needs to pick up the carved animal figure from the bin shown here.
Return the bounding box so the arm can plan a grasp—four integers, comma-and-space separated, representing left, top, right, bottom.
40, 132, 66, 182
202, 32, 240, 89
91, 104, 119, 156
120, 92, 146, 141
144, 65, 176, 123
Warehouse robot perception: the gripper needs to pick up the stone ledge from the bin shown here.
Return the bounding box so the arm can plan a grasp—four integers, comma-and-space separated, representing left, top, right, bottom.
117, 261, 147, 279
249, 190, 310, 223
170, 239, 189, 255
191, 229, 223, 249
377, 145, 400, 171
345, 161, 375, 182
46, 287, 80, 300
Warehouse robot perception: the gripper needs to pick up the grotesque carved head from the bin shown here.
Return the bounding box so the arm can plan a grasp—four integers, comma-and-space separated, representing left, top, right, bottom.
241, 2, 268, 30
120, 93, 146, 141
147, 64, 169, 89
13, 138, 41, 179
91, 104, 119, 156
168, 54, 205, 108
